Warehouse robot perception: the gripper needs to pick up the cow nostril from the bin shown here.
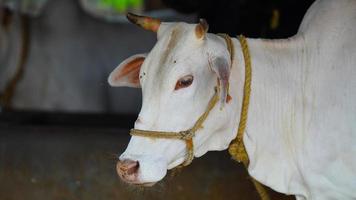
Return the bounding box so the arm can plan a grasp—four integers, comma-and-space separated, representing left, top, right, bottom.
127, 161, 139, 175
116, 159, 140, 177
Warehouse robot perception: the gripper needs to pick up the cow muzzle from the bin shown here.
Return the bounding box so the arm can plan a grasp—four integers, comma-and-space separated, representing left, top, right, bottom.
116, 154, 167, 186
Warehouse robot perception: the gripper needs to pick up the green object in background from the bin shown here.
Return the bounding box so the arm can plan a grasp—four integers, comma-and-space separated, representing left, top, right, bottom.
100, 0, 143, 13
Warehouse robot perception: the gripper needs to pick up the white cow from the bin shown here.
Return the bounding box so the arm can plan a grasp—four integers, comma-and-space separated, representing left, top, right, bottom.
108, 0, 356, 199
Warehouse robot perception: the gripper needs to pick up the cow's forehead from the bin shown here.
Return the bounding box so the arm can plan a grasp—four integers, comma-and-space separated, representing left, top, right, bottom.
140, 23, 198, 89
160, 24, 185, 64
155, 23, 193, 66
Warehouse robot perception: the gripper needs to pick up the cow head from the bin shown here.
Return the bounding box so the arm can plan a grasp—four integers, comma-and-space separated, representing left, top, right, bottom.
108, 13, 237, 186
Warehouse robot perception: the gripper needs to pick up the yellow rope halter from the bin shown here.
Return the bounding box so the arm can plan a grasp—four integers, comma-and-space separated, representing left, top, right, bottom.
130, 87, 220, 167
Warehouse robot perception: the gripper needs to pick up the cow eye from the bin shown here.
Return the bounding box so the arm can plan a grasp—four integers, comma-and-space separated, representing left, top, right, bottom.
175, 75, 194, 90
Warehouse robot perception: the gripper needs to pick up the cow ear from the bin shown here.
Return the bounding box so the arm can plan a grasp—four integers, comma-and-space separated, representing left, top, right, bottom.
108, 54, 146, 88
211, 57, 231, 108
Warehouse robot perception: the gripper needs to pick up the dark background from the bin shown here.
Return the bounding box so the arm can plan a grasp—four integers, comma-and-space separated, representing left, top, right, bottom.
163, 0, 315, 38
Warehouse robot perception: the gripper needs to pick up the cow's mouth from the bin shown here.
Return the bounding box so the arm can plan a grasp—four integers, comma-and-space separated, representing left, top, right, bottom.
117, 170, 158, 187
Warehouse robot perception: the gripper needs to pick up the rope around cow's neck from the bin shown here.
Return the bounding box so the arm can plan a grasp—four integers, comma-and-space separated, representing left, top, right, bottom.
227, 35, 270, 200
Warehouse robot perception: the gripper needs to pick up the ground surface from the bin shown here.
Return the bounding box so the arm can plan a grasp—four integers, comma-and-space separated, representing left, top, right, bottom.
0, 112, 294, 200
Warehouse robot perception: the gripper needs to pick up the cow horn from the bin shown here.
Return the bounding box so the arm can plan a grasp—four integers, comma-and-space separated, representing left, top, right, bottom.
195, 19, 209, 39
126, 12, 161, 33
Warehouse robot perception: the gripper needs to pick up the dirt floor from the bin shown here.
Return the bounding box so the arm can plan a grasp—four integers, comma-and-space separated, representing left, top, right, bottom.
0, 124, 294, 200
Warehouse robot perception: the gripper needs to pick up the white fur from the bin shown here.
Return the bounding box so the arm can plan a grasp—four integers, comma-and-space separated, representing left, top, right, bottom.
244, 1, 356, 199
110, 0, 356, 199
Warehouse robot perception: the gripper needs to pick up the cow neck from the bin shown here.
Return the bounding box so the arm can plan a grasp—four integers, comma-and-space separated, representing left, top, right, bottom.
222, 34, 270, 200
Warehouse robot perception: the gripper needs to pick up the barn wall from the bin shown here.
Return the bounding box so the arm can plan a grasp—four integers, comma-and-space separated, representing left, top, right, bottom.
0, 0, 195, 114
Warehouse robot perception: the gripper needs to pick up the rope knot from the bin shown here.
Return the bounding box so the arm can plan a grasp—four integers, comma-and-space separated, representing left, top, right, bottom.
179, 130, 195, 140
